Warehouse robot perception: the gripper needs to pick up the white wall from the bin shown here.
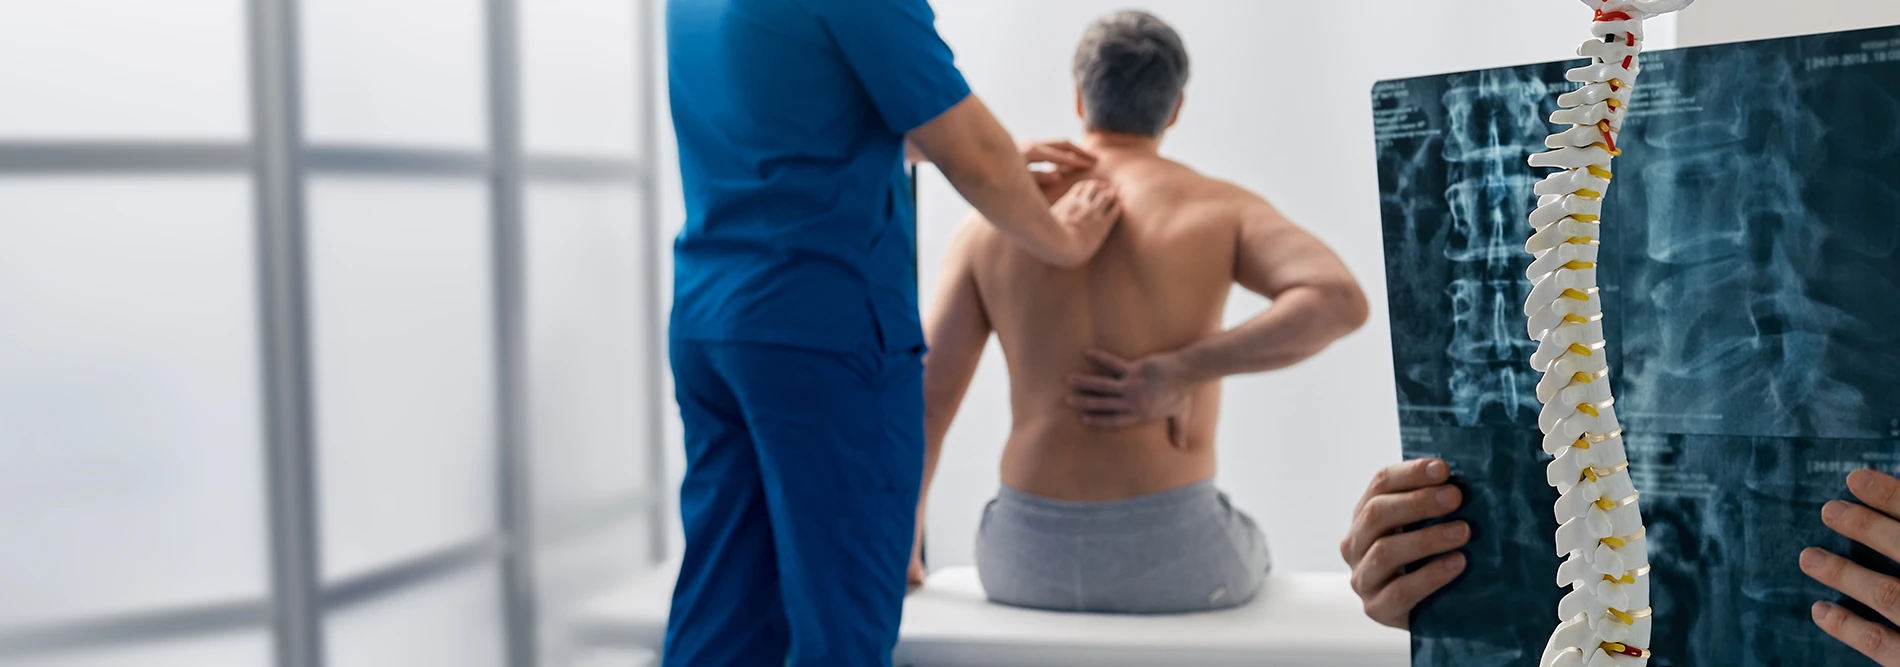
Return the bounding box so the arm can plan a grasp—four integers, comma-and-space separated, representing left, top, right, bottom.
1678, 0, 1900, 46
914, 0, 1674, 574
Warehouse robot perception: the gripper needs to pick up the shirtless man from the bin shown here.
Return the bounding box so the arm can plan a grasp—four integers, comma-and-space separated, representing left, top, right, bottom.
911, 10, 1369, 614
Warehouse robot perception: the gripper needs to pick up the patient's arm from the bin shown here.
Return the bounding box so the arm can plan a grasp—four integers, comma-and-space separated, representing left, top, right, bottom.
911, 216, 994, 586
1170, 197, 1370, 381
1066, 197, 1368, 429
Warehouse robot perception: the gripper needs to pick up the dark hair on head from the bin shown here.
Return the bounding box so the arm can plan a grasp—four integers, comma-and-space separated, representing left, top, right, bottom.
1071, 10, 1190, 137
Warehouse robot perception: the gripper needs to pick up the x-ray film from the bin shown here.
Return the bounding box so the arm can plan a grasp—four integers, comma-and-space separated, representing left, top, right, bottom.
1374, 25, 1900, 667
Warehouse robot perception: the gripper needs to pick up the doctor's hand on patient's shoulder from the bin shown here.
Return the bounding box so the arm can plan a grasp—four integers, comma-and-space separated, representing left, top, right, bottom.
1019, 138, 1096, 172
1342, 458, 1469, 630
1019, 138, 1095, 203
1034, 168, 1089, 205
1801, 469, 1900, 666
1065, 349, 1195, 449
1048, 179, 1122, 261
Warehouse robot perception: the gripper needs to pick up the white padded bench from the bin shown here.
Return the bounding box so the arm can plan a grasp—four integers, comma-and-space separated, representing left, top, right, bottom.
573, 562, 1409, 667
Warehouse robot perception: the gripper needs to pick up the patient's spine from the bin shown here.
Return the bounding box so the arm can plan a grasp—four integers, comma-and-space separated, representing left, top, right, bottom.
1526, 1, 1688, 665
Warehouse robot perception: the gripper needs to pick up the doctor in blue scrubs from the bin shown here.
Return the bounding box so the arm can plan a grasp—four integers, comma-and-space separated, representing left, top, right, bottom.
663, 1, 1123, 666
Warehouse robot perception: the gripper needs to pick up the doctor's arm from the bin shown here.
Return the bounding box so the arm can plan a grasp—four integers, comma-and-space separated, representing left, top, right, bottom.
909, 218, 993, 587
813, 0, 1115, 268
909, 96, 1121, 269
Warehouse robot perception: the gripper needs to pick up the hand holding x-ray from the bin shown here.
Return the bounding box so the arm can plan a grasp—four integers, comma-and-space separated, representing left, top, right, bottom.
1803, 470, 1900, 667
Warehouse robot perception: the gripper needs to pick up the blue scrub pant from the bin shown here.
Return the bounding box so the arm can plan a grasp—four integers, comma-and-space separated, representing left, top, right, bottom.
662, 339, 924, 667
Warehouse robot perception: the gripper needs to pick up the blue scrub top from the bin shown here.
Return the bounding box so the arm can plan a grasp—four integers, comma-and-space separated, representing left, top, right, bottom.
667, 0, 971, 354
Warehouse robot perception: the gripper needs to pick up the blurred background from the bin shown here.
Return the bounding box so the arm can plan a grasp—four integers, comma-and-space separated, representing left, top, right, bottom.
3, 1, 1896, 666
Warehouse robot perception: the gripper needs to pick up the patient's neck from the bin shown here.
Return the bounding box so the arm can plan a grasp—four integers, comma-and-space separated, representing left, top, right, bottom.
1081, 131, 1162, 157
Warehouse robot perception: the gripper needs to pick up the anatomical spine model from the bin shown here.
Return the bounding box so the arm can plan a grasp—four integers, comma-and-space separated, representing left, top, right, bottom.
1525, 1, 1692, 666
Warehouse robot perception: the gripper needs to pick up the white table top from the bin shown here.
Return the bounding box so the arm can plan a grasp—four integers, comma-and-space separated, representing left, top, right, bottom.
575, 562, 1410, 667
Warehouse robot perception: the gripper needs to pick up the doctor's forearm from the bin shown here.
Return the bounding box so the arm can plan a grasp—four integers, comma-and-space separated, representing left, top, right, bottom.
942, 163, 1078, 267
909, 96, 1088, 268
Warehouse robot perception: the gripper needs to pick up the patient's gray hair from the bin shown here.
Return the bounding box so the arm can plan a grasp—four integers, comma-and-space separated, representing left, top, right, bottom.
1071, 10, 1190, 138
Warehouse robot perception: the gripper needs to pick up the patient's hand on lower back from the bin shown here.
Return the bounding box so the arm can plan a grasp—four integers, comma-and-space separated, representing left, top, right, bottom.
1064, 348, 1195, 449
1341, 458, 1470, 629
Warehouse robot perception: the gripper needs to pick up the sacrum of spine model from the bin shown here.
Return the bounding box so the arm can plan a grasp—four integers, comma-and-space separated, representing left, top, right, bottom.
1525, 1, 1693, 666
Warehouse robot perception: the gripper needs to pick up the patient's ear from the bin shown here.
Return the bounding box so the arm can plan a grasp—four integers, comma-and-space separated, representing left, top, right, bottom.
1165, 93, 1185, 130
1074, 86, 1085, 121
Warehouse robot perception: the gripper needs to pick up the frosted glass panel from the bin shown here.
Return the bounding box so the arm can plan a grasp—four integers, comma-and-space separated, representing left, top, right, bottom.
13, 629, 270, 667
0, 0, 247, 138
0, 177, 267, 626
303, 0, 487, 147
538, 514, 650, 608
520, 0, 642, 157
525, 184, 650, 513
326, 565, 506, 667
308, 178, 498, 581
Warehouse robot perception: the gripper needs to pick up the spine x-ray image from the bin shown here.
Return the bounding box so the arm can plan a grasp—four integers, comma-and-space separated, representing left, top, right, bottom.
1374, 25, 1900, 667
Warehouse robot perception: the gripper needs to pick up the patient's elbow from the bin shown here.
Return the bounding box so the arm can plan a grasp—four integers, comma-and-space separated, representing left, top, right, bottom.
1304, 281, 1368, 340
1336, 283, 1371, 334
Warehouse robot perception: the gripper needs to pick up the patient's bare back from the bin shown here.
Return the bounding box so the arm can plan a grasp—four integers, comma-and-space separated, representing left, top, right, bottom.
964, 153, 1250, 501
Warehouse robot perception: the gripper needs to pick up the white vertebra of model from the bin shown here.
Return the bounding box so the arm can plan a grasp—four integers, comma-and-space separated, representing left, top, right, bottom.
1526, 1, 1692, 665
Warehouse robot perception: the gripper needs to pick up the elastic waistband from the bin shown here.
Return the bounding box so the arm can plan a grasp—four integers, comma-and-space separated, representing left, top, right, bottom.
994, 479, 1220, 519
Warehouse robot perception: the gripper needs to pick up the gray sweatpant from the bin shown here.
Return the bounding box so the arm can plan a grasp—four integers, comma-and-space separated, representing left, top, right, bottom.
974, 480, 1271, 614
